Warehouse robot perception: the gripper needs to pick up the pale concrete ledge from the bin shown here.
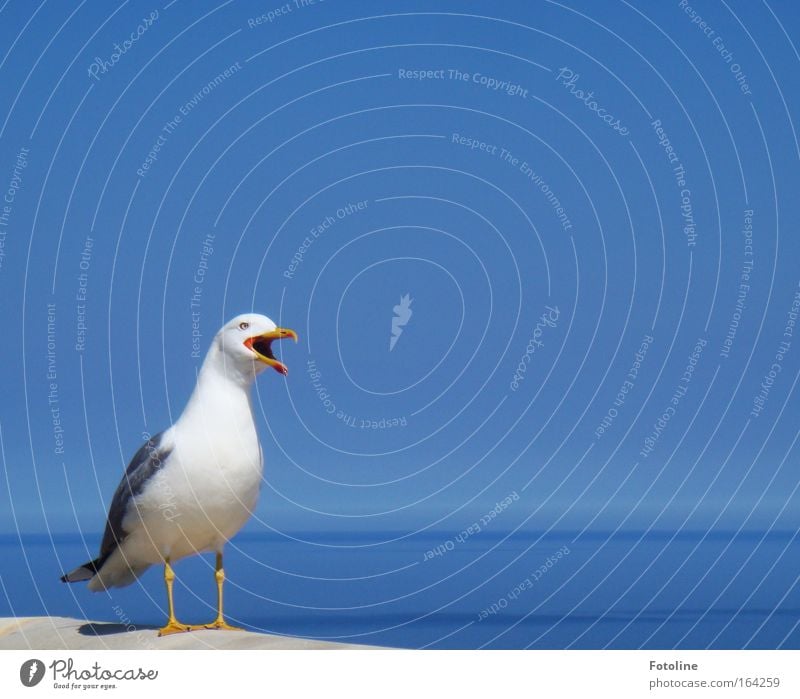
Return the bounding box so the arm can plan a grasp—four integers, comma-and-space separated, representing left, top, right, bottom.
0, 617, 379, 650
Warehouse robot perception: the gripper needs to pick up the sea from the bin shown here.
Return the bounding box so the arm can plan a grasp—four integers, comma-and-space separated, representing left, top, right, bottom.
1, 529, 798, 649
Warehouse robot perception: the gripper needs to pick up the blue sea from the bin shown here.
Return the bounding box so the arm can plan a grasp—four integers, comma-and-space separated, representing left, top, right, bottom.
1, 530, 798, 649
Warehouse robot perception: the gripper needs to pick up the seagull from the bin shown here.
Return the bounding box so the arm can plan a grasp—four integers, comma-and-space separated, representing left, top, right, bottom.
61, 314, 297, 635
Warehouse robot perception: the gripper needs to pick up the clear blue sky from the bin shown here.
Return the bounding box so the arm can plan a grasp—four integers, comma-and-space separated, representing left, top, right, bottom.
1, 0, 799, 546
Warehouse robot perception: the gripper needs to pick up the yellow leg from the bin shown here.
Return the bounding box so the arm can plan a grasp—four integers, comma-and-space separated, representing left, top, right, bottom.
202, 552, 242, 631
158, 557, 192, 636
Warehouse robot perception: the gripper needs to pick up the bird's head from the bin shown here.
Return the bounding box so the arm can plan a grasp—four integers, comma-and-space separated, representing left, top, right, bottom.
216, 313, 298, 377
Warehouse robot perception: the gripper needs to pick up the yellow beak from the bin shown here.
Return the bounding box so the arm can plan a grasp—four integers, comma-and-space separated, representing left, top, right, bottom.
244, 327, 298, 375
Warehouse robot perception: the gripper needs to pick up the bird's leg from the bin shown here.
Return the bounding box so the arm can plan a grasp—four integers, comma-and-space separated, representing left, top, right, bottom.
158, 557, 192, 636
202, 551, 242, 631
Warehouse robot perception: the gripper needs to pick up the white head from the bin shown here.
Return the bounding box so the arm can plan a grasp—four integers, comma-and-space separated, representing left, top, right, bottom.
210, 313, 298, 383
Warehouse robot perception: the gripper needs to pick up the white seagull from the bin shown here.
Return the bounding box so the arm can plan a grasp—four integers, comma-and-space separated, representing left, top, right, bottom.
61, 313, 297, 635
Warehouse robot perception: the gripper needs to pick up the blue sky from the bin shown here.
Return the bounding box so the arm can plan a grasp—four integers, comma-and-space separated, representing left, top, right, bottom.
1, 0, 799, 550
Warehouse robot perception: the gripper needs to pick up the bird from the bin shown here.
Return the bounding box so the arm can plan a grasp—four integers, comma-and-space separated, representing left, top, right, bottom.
60, 313, 297, 635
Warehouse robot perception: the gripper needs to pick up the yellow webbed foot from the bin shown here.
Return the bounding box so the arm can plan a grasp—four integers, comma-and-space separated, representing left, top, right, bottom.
158, 620, 193, 636
201, 619, 243, 631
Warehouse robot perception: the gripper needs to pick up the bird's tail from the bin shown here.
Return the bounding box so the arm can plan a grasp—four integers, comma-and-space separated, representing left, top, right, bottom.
60, 555, 107, 583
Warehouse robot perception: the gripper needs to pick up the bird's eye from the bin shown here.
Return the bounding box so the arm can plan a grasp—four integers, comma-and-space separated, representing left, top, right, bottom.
239, 322, 250, 330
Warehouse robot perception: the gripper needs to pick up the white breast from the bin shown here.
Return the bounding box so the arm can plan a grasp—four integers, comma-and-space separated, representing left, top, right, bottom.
127, 366, 265, 562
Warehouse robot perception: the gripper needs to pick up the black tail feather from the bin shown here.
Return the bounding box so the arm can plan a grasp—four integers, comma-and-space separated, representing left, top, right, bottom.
60, 554, 108, 583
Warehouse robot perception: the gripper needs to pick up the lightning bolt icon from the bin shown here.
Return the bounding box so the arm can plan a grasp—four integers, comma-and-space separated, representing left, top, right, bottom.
390, 294, 413, 351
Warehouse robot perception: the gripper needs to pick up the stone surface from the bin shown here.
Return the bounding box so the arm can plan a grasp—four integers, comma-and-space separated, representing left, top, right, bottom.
0, 617, 377, 650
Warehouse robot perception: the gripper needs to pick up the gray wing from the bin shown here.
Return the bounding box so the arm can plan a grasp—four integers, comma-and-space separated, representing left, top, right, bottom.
98, 431, 173, 560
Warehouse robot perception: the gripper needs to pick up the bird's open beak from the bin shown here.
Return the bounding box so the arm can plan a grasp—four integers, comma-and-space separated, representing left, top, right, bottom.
244, 328, 298, 375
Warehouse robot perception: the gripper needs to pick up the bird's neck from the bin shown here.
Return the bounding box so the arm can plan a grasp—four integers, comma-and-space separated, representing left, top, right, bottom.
176, 346, 258, 437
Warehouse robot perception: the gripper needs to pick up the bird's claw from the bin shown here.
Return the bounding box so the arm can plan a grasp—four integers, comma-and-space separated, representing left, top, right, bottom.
158, 620, 193, 636
200, 619, 243, 632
